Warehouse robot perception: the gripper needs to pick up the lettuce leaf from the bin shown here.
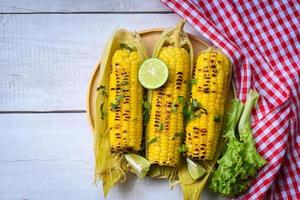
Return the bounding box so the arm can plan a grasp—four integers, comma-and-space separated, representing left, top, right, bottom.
209, 90, 266, 196
238, 90, 267, 179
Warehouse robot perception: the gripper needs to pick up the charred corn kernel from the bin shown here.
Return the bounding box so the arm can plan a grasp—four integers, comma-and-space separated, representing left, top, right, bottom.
185, 48, 231, 160
147, 47, 190, 167
108, 49, 143, 152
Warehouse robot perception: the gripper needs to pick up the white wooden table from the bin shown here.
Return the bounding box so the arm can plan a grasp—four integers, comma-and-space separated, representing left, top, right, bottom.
0, 1, 222, 199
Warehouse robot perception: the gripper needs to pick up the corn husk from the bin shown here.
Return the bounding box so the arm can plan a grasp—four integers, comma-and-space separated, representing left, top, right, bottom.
94, 29, 147, 197
146, 20, 193, 182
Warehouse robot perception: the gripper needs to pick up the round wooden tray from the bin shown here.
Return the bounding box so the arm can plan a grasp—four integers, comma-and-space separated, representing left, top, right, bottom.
87, 28, 235, 132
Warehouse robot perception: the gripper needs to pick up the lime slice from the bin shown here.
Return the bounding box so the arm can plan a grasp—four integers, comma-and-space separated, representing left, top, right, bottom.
138, 58, 169, 89
124, 154, 150, 179
187, 158, 206, 180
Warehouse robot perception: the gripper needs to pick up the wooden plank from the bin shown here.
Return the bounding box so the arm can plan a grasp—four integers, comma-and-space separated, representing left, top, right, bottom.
0, 14, 209, 111
0, 113, 223, 200
0, 0, 170, 13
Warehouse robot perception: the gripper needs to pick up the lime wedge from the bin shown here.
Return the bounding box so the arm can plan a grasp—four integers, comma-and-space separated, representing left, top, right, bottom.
138, 58, 169, 89
187, 158, 206, 180
124, 154, 150, 179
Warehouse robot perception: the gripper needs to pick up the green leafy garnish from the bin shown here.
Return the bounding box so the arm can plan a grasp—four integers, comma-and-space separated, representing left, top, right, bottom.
214, 115, 222, 123
171, 103, 178, 113
183, 99, 205, 122
142, 100, 151, 126
97, 85, 108, 97
120, 43, 135, 52
110, 103, 118, 110
188, 79, 198, 90
121, 81, 129, 86
116, 94, 124, 101
177, 144, 187, 153
100, 103, 107, 120
177, 96, 185, 104
189, 79, 198, 85
209, 90, 267, 197
191, 99, 200, 110
158, 122, 165, 131
143, 101, 151, 109
148, 137, 158, 145
175, 131, 185, 139
110, 95, 124, 111
183, 105, 193, 122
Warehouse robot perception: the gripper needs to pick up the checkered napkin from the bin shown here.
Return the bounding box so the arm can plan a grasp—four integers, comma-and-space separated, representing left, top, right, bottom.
161, 0, 300, 199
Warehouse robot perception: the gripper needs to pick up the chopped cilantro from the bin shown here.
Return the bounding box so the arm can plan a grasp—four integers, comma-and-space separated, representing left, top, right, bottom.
148, 137, 158, 145
177, 144, 188, 153
178, 96, 185, 104
116, 94, 124, 102
142, 100, 151, 126
110, 102, 118, 111
188, 79, 198, 90
120, 43, 136, 52
100, 103, 107, 120
143, 101, 151, 110
214, 115, 222, 123
183, 105, 194, 122
96, 85, 108, 97
175, 131, 185, 138
121, 81, 129, 86
158, 122, 165, 131
110, 94, 124, 111
183, 99, 206, 123
189, 79, 198, 85
171, 103, 178, 113
191, 99, 200, 110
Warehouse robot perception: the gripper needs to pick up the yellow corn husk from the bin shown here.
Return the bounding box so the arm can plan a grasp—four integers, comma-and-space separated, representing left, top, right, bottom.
146, 20, 193, 169
185, 47, 231, 161
94, 29, 147, 196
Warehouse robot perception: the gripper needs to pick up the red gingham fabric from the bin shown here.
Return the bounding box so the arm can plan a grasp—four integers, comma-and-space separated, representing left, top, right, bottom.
161, 0, 300, 199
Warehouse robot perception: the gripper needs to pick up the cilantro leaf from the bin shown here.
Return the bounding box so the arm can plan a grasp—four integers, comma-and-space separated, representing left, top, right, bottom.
120, 43, 136, 52
177, 144, 187, 153
148, 137, 158, 145
100, 103, 107, 120
214, 115, 222, 123
175, 131, 185, 139
177, 96, 185, 104
158, 122, 165, 131
110, 95, 124, 111
97, 85, 108, 97
142, 100, 151, 126
171, 103, 178, 113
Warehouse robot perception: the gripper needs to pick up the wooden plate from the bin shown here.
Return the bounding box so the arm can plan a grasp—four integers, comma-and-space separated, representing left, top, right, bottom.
87, 28, 235, 132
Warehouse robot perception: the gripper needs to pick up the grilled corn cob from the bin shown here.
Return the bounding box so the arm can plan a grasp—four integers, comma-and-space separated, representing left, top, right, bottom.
185, 48, 231, 160
108, 48, 143, 152
146, 21, 193, 167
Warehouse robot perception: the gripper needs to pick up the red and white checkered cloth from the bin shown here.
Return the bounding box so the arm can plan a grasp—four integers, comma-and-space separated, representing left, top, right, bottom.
161, 0, 300, 199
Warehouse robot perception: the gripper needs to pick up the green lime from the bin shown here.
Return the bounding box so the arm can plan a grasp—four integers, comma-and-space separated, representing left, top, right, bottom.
138, 58, 169, 89
187, 158, 206, 180
124, 154, 150, 179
